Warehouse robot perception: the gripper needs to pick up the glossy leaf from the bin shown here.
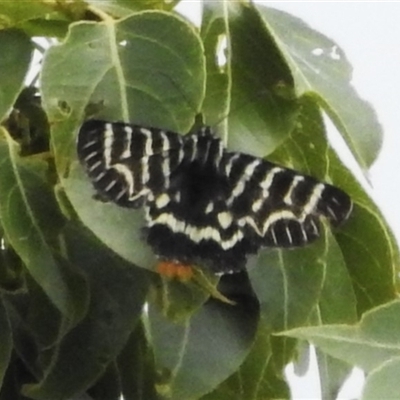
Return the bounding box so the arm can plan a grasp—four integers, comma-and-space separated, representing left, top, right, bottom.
282, 299, 400, 373
23, 224, 150, 400
148, 293, 259, 400
0, 129, 88, 322
0, 30, 33, 122
41, 11, 205, 270
258, 5, 383, 169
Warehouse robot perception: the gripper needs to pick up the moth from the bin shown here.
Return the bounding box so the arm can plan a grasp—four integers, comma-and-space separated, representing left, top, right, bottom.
77, 119, 352, 274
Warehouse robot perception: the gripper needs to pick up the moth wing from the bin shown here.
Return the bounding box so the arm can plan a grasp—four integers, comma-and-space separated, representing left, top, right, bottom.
220, 151, 353, 247
77, 120, 184, 208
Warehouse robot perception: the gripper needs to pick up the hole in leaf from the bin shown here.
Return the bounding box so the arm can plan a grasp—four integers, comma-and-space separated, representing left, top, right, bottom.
311, 48, 324, 56
88, 41, 98, 50
329, 45, 341, 60
217, 34, 228, 70
58, 99, 71, 115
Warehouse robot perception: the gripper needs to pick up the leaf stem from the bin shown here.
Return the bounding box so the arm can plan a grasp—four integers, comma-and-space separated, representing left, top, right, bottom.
86, 5, 114, 23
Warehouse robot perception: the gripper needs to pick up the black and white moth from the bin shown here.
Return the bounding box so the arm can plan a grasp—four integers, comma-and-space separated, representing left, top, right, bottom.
77, 119, 352, 274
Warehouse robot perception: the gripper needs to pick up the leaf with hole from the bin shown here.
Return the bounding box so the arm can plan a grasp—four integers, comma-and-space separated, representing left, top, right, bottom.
41, 11, 205, 271
257, 5, 383, 170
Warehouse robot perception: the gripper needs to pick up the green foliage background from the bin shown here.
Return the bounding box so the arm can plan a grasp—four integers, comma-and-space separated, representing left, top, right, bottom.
0, 1, 398, 399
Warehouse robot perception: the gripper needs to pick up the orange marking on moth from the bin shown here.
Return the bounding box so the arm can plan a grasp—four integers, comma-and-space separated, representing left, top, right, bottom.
156, 260, 194, 281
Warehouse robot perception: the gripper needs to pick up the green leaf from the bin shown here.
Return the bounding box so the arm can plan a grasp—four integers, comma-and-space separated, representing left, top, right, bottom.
336, 204, 398, 314
316, 351, 352, 400
257, 6, 383, 169
313, 228, 357, 400
0, 1, 54, 27
0, 129, 88, 322
200, 1, 230, 127
148, 295, 259, 400
227, 2, 298, 156
202, 318, 290, 400
117, 321, 158, 400
282, 299, 400, 373
41, 11, 205, 270
3, 300, 43, 383
362, 357, 400, 400
4, 286, 72, 397
23, 223, 151, 400
0, 299, 12, 387
201, 2, 298, 155
247, 92, 393, 397
41, 10, 205, 140
316, 234, 357, 326
0, 355, 33, 400
20, 18, 70, 39
87, 362, 121, 400
0, 237, 25, 294
86, 0, 181, 17
0, 0, 72, 38
149, 273, 214, 322
268, 94, 398, 315
248, 230, 326, 333
267, 93, 397, 397
6, 276, 63, 353
0, 30, 33, 122
247, 230, 326, 378
63, 165, 155, 270
292, 340, 310, 377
